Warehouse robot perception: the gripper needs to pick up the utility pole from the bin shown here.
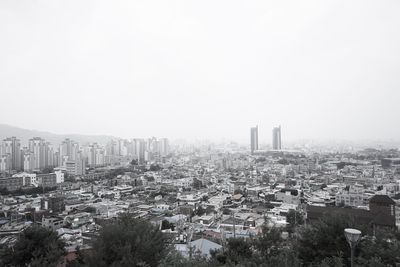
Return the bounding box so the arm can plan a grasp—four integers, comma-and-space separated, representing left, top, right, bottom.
232, 211, 236, 238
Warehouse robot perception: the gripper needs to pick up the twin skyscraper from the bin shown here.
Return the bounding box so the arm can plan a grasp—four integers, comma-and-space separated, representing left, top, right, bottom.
250, 125, 282, 154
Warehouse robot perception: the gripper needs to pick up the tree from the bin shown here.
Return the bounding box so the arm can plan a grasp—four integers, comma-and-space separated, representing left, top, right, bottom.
277, 158, 289, 165
159, 250, 209, 267
356, 229, 400, 266
336, 162, 346, 170
233, 189, 244, 195
256, 157, 266, 163
316, 255, 344, 267
66, 246, 86, 267
295, 213, 353, 266
254, 226, 283, 259
0, 225, 66, 267
196, 206, 206, 217
85, 213, 170, 267
161, 220, 175, 231
192, 178, 202, 190
149, 164, 161, 172
286, 209, 304, 233
145, 176, 155, 182
265, 248, 301, 267
0, 187, 9, 195
226, 238, 253, 261
211, 238, 254, 266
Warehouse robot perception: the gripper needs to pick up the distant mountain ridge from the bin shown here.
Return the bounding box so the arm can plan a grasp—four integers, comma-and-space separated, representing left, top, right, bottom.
0, 124, 118, 146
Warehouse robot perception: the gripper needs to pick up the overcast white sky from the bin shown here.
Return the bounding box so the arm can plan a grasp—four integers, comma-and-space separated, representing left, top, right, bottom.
1, 0, 399, 143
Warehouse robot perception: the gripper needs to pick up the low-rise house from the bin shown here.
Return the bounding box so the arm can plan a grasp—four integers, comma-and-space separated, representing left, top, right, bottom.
276, 188, 301, 205
155, 204, 170, 211
0, 221, 30, 236
42, 216, 64, 230
195, 215, 214, 227
335, 185, 372, 207
57, 228, 83, 248
64, 212, 93, 229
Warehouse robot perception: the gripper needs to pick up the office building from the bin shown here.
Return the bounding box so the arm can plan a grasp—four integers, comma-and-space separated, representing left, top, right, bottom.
272, 126, 282, 150
250, 126, 258, 154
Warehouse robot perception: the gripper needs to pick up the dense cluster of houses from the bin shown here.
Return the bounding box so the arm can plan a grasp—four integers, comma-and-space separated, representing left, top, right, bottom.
0, 146, 399, 261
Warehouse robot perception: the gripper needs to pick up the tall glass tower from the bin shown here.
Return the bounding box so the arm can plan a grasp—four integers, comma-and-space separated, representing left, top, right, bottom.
250, 126, 258, 154
272, 126, 282, 150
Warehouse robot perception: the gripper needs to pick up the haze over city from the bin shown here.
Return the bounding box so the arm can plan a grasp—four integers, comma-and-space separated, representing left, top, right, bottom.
2, 1, 400, 267
1, 0, 400, 143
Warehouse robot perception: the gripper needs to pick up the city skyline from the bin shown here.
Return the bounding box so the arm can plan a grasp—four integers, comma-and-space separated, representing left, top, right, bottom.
1, 1, 400, 266
1, 123, 400, 148
0, 133, 170, 173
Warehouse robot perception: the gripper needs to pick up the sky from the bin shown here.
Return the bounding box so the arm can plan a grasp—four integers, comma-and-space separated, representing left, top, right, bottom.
1, 0, 400, 143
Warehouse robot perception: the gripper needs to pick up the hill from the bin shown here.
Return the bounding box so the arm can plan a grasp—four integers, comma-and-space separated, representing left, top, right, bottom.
0, 124, 118, 146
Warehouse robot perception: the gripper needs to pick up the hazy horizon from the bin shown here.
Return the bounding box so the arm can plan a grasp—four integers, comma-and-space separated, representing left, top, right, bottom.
1, 123, 400, 148
1, 1, 400, 143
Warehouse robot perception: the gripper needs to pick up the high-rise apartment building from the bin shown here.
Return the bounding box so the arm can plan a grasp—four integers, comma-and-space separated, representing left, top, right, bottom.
47, 145, 55, 167
106, 140, 118, 156
105, 140, 120, 165
250, 126, 258, 154
134, 139, 146, 163
29, 137, 48, 170
117, 139, 128, 156
95, 148, 105, 166
272, 126, 282, 150
127, 140, 136, 157
86, 144, 96, 166
1, 137, 22, 171
85, 143, 105, 167
23, 152, 35, 172
59, 138, 79, 165
160, 138, 169, 156
0, 155, 10, 172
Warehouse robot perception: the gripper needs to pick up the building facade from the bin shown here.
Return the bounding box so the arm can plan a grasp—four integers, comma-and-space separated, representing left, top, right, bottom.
250, 126, 258, 154
272, 126, 282, 150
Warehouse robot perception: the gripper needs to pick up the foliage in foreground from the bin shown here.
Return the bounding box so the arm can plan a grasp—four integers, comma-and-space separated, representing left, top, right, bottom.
80, 213, 170, 267
2, 212, 399, 267
0, 225, 66, 267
